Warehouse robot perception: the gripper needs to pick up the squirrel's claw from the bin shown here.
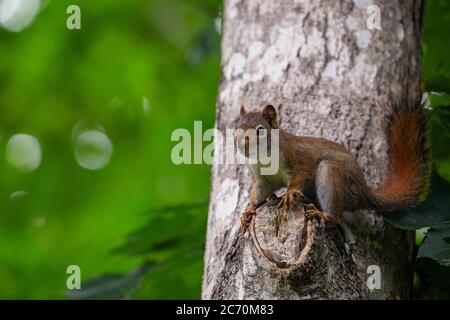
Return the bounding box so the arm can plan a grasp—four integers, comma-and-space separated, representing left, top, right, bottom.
304, 203, 328, 227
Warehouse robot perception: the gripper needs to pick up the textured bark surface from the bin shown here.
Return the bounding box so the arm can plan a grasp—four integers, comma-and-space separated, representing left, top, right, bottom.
203, 0, 423, 299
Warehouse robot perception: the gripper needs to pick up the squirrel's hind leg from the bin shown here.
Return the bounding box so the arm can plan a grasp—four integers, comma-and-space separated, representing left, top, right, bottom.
315, 161, 342, 223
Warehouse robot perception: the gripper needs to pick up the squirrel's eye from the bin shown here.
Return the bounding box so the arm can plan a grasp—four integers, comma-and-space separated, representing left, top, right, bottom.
256, 126, 266, 136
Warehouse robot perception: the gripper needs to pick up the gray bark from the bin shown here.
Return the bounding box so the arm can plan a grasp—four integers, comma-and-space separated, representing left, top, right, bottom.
203, 0, 423, 299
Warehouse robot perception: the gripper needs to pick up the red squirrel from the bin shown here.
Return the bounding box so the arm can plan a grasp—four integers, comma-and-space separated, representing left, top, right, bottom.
234, 91, 428, 234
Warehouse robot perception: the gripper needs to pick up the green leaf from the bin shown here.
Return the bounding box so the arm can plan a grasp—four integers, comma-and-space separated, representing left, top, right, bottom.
416, 227, 429, 246
385, 173, 450, 230
65, 263, 155, 300
71, 201, 208, 300
429, 92, 450, 108
414, 258, 450, 299
112, 201, 207, 258
418, 226, 450, 266
132, 251, 204, 299
430, 100, 450, 166
424, 76, 450, 93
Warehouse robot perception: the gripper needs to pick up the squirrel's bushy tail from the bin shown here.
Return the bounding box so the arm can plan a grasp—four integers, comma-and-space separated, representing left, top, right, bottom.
369, 89, 430, 212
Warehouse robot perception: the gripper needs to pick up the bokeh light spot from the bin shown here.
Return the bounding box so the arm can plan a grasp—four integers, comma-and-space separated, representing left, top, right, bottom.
74, 130, 113, 171
0, 0, 41, 32
33, 216, 46, 228
5, 134, 42, 172
142, 96, 151, 114
10, 190, 28, 199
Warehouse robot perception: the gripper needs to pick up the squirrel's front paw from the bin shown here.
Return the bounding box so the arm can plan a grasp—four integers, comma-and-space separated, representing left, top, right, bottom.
240, 206, 256, 234
278, 190, 304, 211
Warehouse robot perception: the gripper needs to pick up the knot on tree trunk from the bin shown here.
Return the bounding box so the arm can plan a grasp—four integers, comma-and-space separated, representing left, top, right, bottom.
248, 196, 314, 270
247, 195, 362, 298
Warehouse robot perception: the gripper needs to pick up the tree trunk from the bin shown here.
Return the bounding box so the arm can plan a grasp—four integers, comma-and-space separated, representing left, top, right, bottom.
203, 0, 423, 299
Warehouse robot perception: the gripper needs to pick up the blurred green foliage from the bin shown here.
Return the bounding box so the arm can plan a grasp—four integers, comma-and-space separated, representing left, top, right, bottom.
0, 0, 449, 300
422, 0, 450, 93
0, 0, 220, 299
383, 0, 450, 298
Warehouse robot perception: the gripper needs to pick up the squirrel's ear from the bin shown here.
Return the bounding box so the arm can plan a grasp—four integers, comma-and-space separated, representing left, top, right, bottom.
240, 105, 246, 116
262, 105, 278, 128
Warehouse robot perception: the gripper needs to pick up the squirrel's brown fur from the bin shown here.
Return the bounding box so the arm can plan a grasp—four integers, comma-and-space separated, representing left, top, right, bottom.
235, 92, 429, 233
